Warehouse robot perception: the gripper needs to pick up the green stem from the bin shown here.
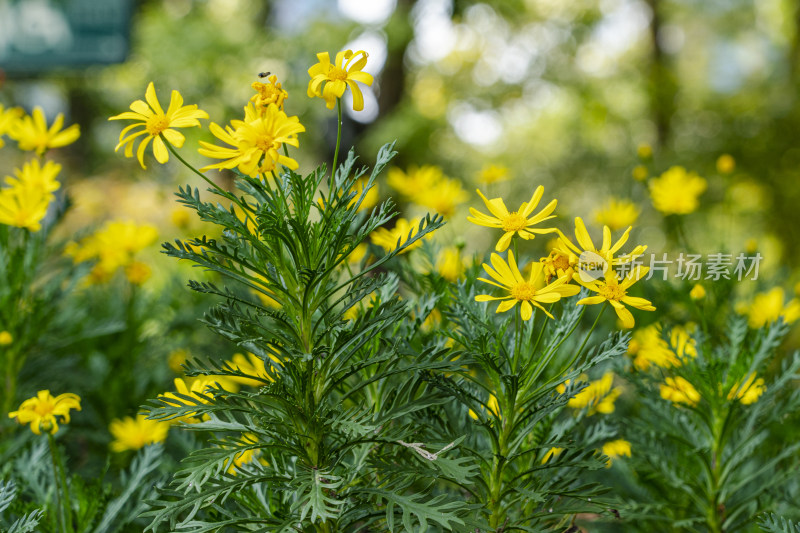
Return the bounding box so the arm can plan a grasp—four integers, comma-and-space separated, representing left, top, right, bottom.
706, 406, 728, 533
331, 98, 343, 181
48, 433, 71, 533
163, 137, 255, 221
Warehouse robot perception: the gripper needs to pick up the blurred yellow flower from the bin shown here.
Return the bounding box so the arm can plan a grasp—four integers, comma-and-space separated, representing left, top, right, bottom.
576, 267, 655, 329
158, 377, 220, 424
559, 372, 621, 415
124, 260, 152, 285
221, 352, 276, 388
307, 50, 374, 111
8, 390, 81, 435
415, 178, 468, 218
746, 287, 800, 328
632, 165, 648, 181
109, 82, 208, 169
649, 166, 707, 215
637, 143, 652, 159
0, 105, 23, 148
371, 217, 431, 254
109, 414, 169, 452
66, 220, 158, 283
0, 331, 11, 345
469, 393, 500, 420
198, 103, 304, 175
436, 247, 468, 282
727, 374, 765, 405
168, 349, 189, 373
476, 250, 580, 321
628, 324, 696, 371
689, 284, 706, 300
467, 187, 558, 252
170, 207, 191, 228
10, 106, 80, 155
602, 439, 631, 466
223, 433, 266, 475
660, 376, 700, 407
593, 198, 640, 231
387, 165, 444, 199
251, 74, 288, 111
541, 447, 564, 464
0, 182, 52, 231
477, 164, 510, 185
716, 154, 735, 174
5, 159, 61, 195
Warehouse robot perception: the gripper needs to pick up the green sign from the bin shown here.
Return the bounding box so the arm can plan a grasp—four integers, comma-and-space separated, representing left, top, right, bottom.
0, 0, 133, 74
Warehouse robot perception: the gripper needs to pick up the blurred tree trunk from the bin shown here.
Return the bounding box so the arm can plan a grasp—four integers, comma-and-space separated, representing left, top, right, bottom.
645, 0, 675, 149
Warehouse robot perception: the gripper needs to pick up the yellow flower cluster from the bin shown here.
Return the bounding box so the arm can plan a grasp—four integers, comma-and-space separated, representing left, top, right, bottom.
467, 186, 655, 328
9, 390, 81, 435
0, 106, 80, 232
388, 165, 468, 219
558, 372, 621, 415
199, 101, 305, 176
65, 220, 158, 285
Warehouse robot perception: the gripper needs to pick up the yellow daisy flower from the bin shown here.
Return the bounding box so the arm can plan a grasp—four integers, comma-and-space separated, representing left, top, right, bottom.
0, 183, 52, 231
727, 374, 765, 405
628, 324, 696, 371
745, 287, 800, 328
109, 82, 208, 169
660, 376, 701, 406
8, 390, 81, 435
0, 105, 24, 148
387, 165, 444, 199
9, 106, 80, 155
592, 198, 640, 231
109, 414, 170, 452
0, 331, 12, 345
602, 439, 631, 467
158, 377, 220, 424
467, 187, 558, 252
198, 103, 305, 176
4, 159, 61, 195
307, 50, 374, 111
558, 217, 646, 278
436, 247, 468, 282
475, 250, 580, 320
558, 372, 621, 415
576, 266, 655, 329
649, 166, 707, 215
477, 164, 510, 185
371, 217, 431, 254
414, 177, 468, 218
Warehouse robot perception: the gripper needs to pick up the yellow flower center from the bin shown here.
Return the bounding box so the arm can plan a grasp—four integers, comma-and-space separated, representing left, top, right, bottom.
146, 115, 170, 136
329, 67, 348, 81
553, 254, 570, 271
599, 283, 626, 301
256, 134, 276, 153
511, 282, 537, 301
502, 212, 527, 232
